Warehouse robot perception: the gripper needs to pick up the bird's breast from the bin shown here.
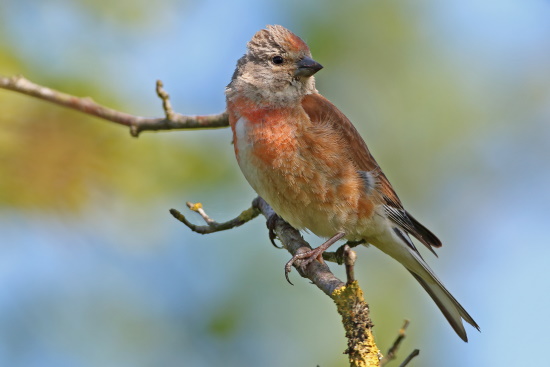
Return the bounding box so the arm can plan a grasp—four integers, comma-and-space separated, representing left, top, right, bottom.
231, 111, 376, 239
233, 115, 299, 194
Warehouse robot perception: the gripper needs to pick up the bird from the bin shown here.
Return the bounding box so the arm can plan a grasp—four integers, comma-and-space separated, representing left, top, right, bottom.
225, 24, 479, 342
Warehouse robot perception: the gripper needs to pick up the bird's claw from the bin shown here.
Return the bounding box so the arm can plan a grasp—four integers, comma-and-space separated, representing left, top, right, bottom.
283, 232, 346, 285
284, 247, 325, 285
266, 214, 282, 248
284, 261, 294, 285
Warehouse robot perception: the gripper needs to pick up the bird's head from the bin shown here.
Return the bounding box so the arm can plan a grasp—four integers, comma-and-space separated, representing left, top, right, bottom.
226, 25, 323, 107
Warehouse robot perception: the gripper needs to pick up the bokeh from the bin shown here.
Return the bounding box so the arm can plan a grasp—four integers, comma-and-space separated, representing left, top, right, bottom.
1, 0, 549, 366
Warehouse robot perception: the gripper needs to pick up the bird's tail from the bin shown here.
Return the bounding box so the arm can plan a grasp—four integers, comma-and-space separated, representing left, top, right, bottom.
408, 269, 479, 342
373, 233, 479, 341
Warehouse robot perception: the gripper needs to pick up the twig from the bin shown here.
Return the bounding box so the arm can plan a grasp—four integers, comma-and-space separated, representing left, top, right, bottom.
323, 240, 365, 264
343, 245, 357, 285
169, 203, 259, 234
0, 75, 229, 137
399, 349, 420, 367
186, 202, 215, 225
156, 80, 176, 121
380, 320, 411, 366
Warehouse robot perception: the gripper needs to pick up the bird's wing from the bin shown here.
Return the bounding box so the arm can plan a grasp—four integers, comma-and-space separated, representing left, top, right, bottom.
301, 93, 441, 252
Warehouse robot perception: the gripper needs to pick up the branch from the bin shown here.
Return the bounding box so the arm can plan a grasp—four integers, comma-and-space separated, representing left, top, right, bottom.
169, 202, 259, 234
322, 240, 364, 265
399, 349, 420, 367
380, 320, 411, 366
252, 197, 345, 296
333, 281, 381, 367
343, 245, 357, 286
253, 197, 381, 366
0, 75, 229, 137
171, 197, 383, 366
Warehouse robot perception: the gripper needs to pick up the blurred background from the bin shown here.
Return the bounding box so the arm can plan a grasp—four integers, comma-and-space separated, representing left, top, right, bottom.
1, 0, 549, 366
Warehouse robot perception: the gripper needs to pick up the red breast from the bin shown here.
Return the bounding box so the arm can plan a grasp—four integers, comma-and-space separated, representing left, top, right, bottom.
227, 94, 376, 238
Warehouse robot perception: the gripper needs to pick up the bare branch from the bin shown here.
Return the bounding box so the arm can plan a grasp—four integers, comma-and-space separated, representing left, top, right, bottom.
380, 320, 412, 366
169, 203, 259, 234
186, 202, 216, 225
399, 349, 420, 367
252, 196, 345, 296
0, 75, 229, 137
343, 245, 357, 285
172, 197, 348, 296
323, 240, 365, 264
156, 80, 176, 121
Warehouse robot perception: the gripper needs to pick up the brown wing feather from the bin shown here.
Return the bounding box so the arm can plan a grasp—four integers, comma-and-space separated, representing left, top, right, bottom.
301, 93, 442, 250
301, 93, 401, 205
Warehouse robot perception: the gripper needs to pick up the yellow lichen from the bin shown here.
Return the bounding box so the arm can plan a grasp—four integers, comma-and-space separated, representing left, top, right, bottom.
332, 281, 381, 367
189, 202, 203, 211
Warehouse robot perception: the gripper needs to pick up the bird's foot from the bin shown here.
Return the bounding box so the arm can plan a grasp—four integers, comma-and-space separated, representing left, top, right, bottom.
284, 231, 346, 284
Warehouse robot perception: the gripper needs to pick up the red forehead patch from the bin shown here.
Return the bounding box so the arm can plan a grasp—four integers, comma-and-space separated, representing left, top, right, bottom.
283, 32, 309, 53
249, 25, 310, 55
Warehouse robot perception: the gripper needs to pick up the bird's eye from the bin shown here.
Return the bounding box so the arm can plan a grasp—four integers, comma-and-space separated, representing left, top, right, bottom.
272, 56, 284, 65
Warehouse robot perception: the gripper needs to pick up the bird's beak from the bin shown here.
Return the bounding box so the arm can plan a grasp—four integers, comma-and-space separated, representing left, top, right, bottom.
294, 57, 323, 78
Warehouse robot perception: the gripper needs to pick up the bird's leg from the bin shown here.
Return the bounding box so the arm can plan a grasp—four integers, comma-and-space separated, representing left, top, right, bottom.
285, 231, 346, 283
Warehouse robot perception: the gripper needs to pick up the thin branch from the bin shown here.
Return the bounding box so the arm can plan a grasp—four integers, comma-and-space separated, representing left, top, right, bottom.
169, 203, 259, 234
323, 240, 365, 264
0, 75, 229, 137
156, 80, 176, 121
399, 349, 420, 367
252, 196, 345, 296
343, 245, 357, 285
186, 202, 216, 225
380, 320, 411, 366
